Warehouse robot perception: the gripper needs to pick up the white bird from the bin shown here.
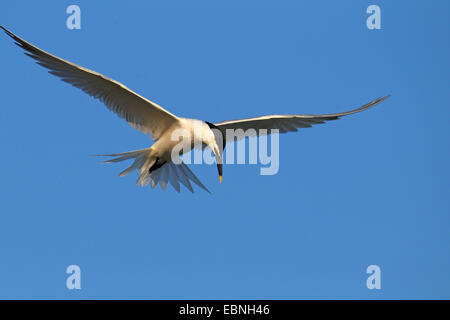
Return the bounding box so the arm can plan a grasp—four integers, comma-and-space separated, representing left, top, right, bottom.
1, 26, 390, 193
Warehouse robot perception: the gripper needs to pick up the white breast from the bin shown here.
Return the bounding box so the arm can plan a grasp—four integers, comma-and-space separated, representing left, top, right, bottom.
152, 118, 214, 160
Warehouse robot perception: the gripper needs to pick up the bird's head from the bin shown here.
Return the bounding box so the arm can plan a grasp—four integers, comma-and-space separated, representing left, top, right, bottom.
205, 121, 225, 183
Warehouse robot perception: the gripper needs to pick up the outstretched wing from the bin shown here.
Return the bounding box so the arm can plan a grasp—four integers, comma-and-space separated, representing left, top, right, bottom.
214, 95, 390, 141
1, 25, 179, 139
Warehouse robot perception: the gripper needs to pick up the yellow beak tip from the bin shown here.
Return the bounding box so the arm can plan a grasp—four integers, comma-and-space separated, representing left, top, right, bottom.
219, 175, 222, 183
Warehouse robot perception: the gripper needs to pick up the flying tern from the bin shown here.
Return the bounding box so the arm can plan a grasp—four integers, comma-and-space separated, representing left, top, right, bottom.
1, 26, 390, 193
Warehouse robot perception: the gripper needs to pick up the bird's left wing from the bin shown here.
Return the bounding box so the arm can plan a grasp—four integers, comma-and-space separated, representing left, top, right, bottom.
1, 26, 179, 140
214, 95, 390, 141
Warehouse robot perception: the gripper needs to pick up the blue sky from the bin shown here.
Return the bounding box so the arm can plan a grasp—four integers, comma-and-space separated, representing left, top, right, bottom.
0, 0, 449, 299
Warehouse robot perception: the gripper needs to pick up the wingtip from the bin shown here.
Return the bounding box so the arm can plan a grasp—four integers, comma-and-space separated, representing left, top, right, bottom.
375, 94, 392, 105
0, 25, 13, 37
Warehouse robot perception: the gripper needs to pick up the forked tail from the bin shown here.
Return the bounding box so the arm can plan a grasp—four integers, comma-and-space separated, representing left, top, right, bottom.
97, 148, 210, 193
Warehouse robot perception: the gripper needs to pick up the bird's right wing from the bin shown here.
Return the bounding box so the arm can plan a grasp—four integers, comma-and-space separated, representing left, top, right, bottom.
1, 25, 179, 140
214, 95, 390, 141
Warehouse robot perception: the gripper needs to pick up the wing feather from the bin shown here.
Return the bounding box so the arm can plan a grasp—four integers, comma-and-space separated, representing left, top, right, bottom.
1, 25, 178, 139
214, 95, 390, 141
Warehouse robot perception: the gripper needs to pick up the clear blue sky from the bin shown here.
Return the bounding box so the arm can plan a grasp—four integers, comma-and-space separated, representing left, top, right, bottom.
0, 0, 449, 299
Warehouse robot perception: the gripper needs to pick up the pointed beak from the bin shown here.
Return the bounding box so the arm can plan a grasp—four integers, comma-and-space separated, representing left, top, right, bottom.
212, 145, 223, 184
217, 163, 223, 183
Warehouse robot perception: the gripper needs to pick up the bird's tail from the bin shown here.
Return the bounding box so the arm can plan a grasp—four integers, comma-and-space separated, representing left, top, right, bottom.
96, 148, 210, 193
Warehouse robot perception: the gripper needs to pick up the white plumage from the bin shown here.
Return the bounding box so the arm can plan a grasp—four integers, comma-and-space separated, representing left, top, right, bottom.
1, 26, 390, 193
